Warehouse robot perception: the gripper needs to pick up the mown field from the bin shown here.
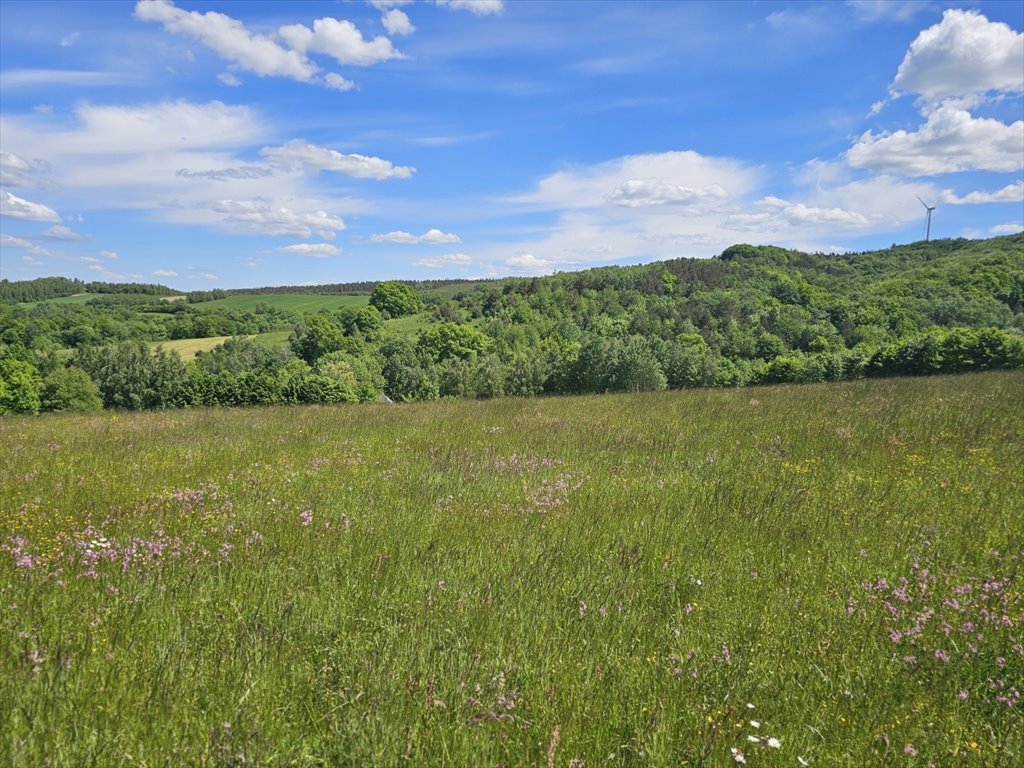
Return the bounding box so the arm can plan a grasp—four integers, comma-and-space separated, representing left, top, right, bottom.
1, 373, 1021, 766
149, 331, 292, 360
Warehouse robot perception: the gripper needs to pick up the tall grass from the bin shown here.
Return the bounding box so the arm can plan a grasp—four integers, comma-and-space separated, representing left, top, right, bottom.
2, 373, 1021, 766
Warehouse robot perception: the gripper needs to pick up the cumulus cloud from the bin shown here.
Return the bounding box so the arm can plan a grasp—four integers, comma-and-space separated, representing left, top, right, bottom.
217, 72, 242, 86
153, 269, 178, 277
135, 0, 318, 82
382, 9, 415, 36
723, 196, 872, 232
990, 223, 1023, 235
1, 190, 61, 222
279, 17, 403, 66
323, 72, 357, 91
505, 253, 556, 273
608, 179, 731, 208
846, 104, 1024, 175
276, 242, 339, 257
369, 228, 461, 243
260, 141, 414, 179
413, 252, 471, 267
40, 224, 89, 241
436, 0, 504, 15
890, 10, 1023, 105
207, 199, 345, 237
516, 150, 759, 210
100, 250, 118, 259
939, 181, 1024, 205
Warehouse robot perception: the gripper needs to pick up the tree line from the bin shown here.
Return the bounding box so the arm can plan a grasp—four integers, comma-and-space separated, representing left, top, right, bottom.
2, 236, 1022, 415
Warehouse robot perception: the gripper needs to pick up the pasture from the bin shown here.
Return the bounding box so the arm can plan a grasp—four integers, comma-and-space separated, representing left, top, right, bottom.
1, 373, 1021, 766
194, 293, 370, 313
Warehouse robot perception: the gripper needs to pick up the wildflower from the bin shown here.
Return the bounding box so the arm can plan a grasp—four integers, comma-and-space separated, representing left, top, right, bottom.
746, 703, 755, 709
798, 758, 809, 766
767, 737, 782, 749
957, 690, 969, 701
750, 720, 760, 729
747, 735, 760, 743
299, 509, 313, 526
934, 649, 949, 663
904, 743, 917, 757
730, 747, 746, 763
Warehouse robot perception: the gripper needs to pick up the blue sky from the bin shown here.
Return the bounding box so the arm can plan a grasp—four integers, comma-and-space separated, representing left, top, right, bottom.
1, 0, 1021, 288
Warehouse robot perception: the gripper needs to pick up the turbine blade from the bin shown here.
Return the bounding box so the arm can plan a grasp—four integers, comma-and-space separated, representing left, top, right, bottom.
915, 194, 928, 209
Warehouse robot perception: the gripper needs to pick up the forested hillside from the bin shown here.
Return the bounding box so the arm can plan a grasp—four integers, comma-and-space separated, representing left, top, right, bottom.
2, 235, 1022, 413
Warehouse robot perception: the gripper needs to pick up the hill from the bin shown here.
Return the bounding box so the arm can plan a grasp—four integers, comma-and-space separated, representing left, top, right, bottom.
1, 235, 1022, 413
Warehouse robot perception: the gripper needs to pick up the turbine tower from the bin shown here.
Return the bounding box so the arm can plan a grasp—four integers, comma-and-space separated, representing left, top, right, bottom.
916, 194, 936, 242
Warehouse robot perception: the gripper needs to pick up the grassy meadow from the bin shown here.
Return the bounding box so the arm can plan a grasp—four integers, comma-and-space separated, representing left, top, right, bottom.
1, 373, 1021, 766
196, 294, 370, 313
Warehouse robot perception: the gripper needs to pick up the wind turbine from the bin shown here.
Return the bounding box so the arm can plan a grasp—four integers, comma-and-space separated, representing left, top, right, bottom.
916, 194, 936, 242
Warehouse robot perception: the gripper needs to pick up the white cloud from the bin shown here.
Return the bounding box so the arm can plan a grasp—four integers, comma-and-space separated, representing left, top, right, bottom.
2, 100, 262, 157
515, 150, 760, 210
1, 190, 61, 222
608, 179, 731, 208
135, 0, 318, 81
419, 228, 461, 243
187, 270, 219, 281
722, 196, 872, 232
370, 228, 461, 243
279, 17, 403, 66
890, 10, 1024, 105
0, 69, 129, 88
323, 72, 357, 91
260, 141, 414, 179
276, 242, 339, 257
436, 0, 504, 16
382, 9, 415, 36
79, 256, 101, 264
846, 1, 923, 24
990, 223, 1023, 235
153, 269, 178, 277
1, 234, 56, 257
846, 104, 1024, 175
100, 250, 118, 259
940, 181, 1024, 205
207, 199, 345, 237
59, 32, 80, 47
413, 252, 472, 267
177, 165, 274, 181
217, 72, 242, 86
40, 224, 89, 241
0, 151, 49, 187
505, 253, 556, 274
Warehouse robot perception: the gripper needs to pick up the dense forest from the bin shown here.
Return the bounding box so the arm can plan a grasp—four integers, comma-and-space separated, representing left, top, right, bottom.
1, 235, 1022, 414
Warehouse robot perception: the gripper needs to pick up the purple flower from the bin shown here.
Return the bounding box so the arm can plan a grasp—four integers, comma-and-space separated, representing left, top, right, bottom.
300, 509, 313, 526
904, 743, 918, 757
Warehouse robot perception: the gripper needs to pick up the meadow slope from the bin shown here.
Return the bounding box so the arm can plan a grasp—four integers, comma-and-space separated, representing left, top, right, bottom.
1, 373, 1022, 766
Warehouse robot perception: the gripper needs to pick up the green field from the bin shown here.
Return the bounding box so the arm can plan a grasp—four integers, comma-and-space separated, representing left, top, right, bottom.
2, 373, 1021, 766
148, 332, 292, 360
197, 293, 370, 313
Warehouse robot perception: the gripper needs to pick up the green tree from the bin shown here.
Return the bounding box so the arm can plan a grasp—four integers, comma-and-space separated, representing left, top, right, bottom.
0, 357, 43, 415
40, 366, 103, 412
369, 281, 423, 318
